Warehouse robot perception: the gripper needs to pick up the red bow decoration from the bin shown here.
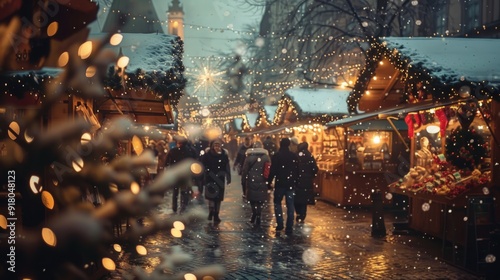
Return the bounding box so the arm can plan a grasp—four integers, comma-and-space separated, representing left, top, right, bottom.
404, 113, 423, 138
434, 108, 449, 137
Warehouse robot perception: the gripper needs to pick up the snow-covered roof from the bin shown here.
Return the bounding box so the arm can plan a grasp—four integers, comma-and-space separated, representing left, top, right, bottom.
285, 87, 350, 115
87, 32, 185, 105
234, 118, 243, 130
264, 105, 277, 122
382, 37, 500, 86
111, 33, 181, 72
245, 112, 259, 128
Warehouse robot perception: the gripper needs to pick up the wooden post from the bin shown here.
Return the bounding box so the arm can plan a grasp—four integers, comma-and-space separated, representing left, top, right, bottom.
490, 100, 500, 224
410, 134, 416, 168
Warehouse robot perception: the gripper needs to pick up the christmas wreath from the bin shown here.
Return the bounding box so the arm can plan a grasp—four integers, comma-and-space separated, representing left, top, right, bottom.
445, 127, 486, 171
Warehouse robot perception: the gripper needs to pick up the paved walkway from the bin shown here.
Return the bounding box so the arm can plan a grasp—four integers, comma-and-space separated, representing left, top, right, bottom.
107, 170, 489, 280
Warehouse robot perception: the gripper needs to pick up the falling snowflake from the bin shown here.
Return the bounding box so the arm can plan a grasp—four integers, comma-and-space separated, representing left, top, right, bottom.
302, 248, 321, 266
421, 203, 430, 212
485, 254, 496, 263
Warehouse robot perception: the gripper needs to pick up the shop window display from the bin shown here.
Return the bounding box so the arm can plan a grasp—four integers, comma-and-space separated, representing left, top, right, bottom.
317, 127, 344, 171
346, 131, 393, 171
392, 103, 492, 197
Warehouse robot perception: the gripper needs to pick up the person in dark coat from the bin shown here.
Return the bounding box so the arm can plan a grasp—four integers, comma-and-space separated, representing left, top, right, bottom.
156, 139, 168, 176
262, 136, 277, 156
294, 142, 318, 223
233, 136, 253, 197
267, 138, 299, 235
200, 138, 231, 223
227, 137, 238, 161
241, 141, 271, 226
165, 136, 198, 214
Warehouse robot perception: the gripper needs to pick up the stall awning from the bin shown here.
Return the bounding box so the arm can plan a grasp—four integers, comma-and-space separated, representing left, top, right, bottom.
327, 97, 472, 128
349, 119, 407, 131
97, 89, 175, 125
285, 86, 350, 116
243, 122, 308, 136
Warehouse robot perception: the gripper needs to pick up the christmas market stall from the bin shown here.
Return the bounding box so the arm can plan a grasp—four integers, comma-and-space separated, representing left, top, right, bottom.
94, 32, 185, 127
91, 32, 186, 172
236, 105, 276, 138
346, 37, 500, 271
262, 86, 351, 157
320, 109, 408, 206
0, 0, 100, 229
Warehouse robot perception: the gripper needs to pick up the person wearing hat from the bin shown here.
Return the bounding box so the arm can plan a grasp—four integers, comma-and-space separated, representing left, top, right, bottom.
241, 141, 271, 226
290, 136, 299, 153
267, 137, 299, 235
200, 138, 231, 223
165, 135, 198, 214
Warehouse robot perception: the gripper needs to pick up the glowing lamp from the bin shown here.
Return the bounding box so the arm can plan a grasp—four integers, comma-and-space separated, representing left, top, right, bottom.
102, 258, 116, 271
78, 41, 93, 60
116, 56, 130, 69
30, 175, 42, 194
426, 124, 440, 134
24, 130, 34, 143
81, 132, 92, 145
85, 66, 96, 78
8, 121, 20, 140
110, 34, 123, 46
41, 191, 55, 210
136, 245, 147, 255
47, 22, 58, 37
0, 215, 7, 229
58, 52, 69, 67
113, 244, 122, 252
190, 162, 203, 175
130, 182, 140, 194
173, 221, 185, 230
41, 227, 57, 246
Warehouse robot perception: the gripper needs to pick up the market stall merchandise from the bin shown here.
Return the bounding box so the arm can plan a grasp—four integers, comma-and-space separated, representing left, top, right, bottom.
335, 37, 500, 274
319, 117, 408, 206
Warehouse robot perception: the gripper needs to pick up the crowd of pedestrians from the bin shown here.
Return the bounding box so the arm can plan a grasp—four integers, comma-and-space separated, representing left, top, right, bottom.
147, 133, 318, 233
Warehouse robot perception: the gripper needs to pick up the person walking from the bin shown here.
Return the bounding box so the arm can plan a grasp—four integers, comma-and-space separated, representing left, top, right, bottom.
227, 137, 239, 162
267, 138, 299, 235
241, 141, 271, 226
262, 136, 277, 156
233, 136, 253, 197
294, 142, 318, 224
290, 136, 299, 153
200, 138, 231, 224
165, 136, 198, 214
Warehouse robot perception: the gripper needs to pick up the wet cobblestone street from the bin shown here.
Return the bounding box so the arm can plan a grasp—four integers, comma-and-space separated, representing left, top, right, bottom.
106, 171, 486, 280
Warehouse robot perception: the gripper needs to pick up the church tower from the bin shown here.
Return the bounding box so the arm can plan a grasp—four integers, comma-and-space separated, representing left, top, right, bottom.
167, 0, 184, 40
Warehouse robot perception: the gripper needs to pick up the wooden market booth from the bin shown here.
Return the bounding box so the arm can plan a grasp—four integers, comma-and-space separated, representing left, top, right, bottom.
319, 110, 409, 206
0, 1, 100, 229
233, 104, 278, 148
93, 32, 185, 151
344, 37, 500, 273
257, 86, 351, 157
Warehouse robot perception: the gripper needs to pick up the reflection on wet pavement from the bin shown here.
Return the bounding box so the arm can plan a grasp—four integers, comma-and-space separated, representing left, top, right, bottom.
106, 175, 483, 280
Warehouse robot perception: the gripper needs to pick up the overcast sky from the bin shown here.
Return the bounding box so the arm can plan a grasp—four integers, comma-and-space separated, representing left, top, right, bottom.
91, 0, 263, 60
155, 0, 263, 59
89, 0, 263, 103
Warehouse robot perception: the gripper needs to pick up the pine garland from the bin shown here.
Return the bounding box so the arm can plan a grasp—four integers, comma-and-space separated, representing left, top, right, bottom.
445, 127, 486, 171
